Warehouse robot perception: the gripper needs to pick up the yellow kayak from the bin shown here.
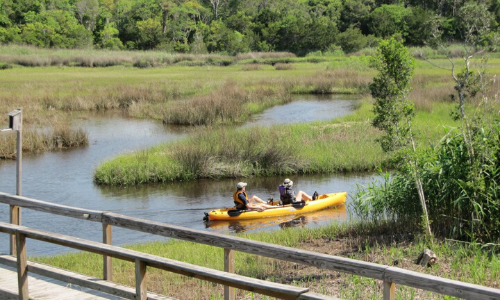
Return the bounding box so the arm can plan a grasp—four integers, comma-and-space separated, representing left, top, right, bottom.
205, 192, 347, 221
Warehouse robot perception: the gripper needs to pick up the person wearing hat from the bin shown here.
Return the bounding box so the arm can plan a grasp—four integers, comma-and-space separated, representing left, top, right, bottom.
279, 178, 312, 205
233, 182, 275, 211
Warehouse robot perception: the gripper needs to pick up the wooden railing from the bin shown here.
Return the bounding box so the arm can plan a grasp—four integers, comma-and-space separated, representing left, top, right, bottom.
1, 191, 500, 300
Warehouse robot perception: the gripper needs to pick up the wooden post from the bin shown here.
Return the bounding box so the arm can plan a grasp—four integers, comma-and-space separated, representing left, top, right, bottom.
103, 223, 112, 281
383, 281, 395, 300
9, 205, 20, 256
224, 248, 235, 300
10, 108, 22, 256
135, 259, 147, 300
16, 232, 28, 300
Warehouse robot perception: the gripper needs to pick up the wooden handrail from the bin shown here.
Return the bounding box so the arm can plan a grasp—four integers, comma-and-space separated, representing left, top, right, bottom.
2, 191, 500, 300
0, 255, 175, 300
0, 222, 311, 300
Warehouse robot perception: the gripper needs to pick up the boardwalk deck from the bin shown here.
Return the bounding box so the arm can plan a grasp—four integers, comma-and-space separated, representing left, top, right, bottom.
0, 262, 128, 300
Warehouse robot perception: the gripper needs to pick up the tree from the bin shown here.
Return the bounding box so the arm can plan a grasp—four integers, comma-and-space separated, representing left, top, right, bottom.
367, 4, 409, 38
205, 0, 227, 20
370, 38, 432, 235
76, 0, 99, 31
427, 3, 494, 164
337, 26, 367, 53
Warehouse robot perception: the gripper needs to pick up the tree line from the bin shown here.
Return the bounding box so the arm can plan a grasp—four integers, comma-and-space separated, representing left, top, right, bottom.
0, 0, 499, 54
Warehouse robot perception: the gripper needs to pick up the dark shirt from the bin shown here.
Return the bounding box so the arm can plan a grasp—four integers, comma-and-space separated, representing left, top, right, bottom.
238, 193, 249, 206
279, 185, 295, 204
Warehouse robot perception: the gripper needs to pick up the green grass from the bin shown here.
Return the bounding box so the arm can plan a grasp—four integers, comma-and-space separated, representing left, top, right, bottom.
94, 98, 460, 185
32, 220, 500, 299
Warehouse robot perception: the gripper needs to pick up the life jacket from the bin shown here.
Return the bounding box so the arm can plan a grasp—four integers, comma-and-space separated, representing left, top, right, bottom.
233, 190, 248, 209
279, 185, 294, 205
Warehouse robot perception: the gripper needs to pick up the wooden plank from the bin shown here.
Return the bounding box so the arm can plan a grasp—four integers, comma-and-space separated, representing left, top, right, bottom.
0, 261, 133, 300
298, 292, 344, 300
0, 288, 18, 300
9, 205, 20, 256
0, 223, 309, 300
0, 255, 176, 300
224, 248, 235, 300
0, 192, 102, 222
102, 213, 388, 280
383, 281, 395, 300
384, 266, 500, 300
135, 260, 147, 300
16, 232, 28, 300
103, 223, 113, 281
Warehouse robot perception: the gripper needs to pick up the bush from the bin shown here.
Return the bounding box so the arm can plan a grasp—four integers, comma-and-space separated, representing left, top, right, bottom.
337, 27, 368, 54
353, 121, 500, 243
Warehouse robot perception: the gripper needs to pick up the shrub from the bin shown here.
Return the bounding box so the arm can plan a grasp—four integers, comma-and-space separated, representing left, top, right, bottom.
353, 121, 500, 243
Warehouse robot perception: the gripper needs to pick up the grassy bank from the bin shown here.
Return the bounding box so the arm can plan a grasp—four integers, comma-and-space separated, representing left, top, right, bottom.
32, 221, 500, 299
94, 97, 460, 185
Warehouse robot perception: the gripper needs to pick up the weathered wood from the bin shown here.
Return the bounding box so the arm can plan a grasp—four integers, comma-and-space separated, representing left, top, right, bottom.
135, 260, 147, 300
0, 192, 102, 222
0, 222, 310, 300
384, 266, 500, 300
0, 288, 18, 300
0, 255, 176, 300
0, 260, 134, 300
102, 212, 388, 280
383, 281, 395, 300
297, 292, 344, 300
16, 232, 28, 300
224, 248, 235, 300
3, 193, 500, 300
9, 205, 20, 256
103, 222, 113, 281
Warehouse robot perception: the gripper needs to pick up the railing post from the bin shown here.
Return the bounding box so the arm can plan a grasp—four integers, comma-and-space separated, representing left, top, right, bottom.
16, 231, 29, 300
135, 259, 147, 300
10, 108, 22, 256
103, 222, 112, 281
224, 248, 235, 300
383, 281, 395, 300
9, 205, 20, 256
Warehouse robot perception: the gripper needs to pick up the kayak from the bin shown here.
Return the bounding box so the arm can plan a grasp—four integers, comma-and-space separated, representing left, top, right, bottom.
205, 205, 347, 231
205, 192, 347, 221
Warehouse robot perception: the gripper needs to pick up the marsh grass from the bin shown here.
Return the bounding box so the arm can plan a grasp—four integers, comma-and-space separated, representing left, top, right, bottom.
94, 101, 388, 185
0, 124, 88, 159
274, 63, 295, 70
0, 46, 238, 68
291, 69, 373, 94
162, 83, 292, 126
0, 46, 302, 68
32, 220, 500, 299
241, 64, 262, 71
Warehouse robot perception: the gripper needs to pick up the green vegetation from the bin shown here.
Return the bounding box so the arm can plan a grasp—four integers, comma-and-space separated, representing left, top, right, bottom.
0, 0, 499, 54
32, 221, 500, 299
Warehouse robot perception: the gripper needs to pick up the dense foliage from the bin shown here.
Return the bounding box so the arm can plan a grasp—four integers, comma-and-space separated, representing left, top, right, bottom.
353, 120, 500, 243
0, 0, 499, 54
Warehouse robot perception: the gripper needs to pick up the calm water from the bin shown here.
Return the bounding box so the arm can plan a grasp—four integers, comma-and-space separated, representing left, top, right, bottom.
0, 95, 376, 256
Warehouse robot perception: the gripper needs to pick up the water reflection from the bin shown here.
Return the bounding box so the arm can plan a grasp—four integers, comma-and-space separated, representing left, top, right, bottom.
244, 94, 359, 127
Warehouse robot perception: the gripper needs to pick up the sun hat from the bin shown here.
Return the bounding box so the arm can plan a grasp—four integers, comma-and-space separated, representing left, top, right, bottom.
237, 182, 247, 189
283, 178, 293, 187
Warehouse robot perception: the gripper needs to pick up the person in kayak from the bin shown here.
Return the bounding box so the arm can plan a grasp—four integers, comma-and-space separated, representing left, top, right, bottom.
279, 178, 312, 205
233, 182, 275, 211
